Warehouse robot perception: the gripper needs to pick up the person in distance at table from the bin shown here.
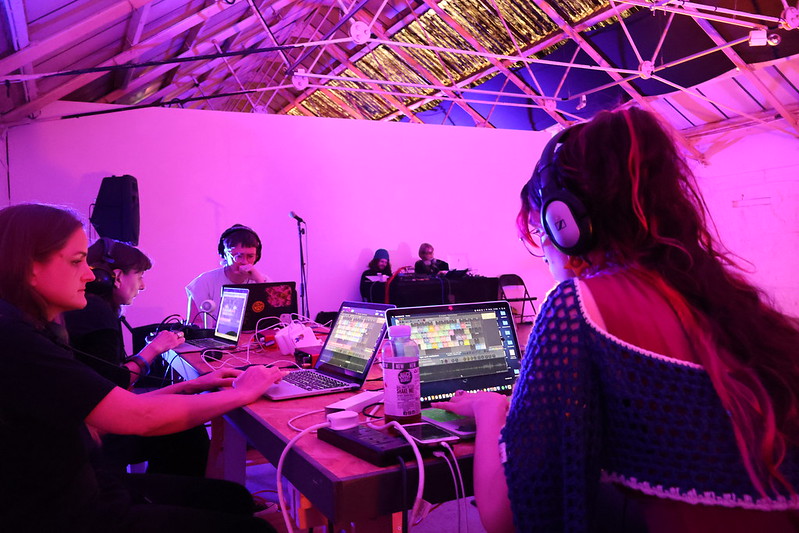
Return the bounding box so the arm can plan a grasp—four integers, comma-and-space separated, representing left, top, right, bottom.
63, 237, 211, 477
185, 224, 271, 325
433, 108, 799, 533
359, 248, 392, 301
413, 242, 449, 276
0, 203, 282, 532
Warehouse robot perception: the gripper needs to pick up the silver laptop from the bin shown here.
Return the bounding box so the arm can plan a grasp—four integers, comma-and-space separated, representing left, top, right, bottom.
386, 300, 521, 404
265, 301, 394, 400
174, 287, 249, 353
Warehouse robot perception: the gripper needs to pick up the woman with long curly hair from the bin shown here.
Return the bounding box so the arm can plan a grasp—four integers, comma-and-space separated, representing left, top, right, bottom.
435, 107, 799, 532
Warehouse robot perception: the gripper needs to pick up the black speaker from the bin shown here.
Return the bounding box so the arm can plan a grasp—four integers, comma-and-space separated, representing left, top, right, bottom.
90, 175, 140, 245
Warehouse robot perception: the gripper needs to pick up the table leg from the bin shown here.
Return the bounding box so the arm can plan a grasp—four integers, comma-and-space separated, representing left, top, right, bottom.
206, 416, 247, 484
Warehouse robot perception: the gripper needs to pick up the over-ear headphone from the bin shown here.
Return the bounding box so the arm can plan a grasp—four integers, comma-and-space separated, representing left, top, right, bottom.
533, 124, 593, 256
86, 237, 117, 294
217, 224, 262, 263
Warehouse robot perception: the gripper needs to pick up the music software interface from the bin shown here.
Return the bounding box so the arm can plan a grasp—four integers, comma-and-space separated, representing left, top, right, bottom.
319, 306, 387, 372
393, 307, 518, 387
216, 290, 248, 340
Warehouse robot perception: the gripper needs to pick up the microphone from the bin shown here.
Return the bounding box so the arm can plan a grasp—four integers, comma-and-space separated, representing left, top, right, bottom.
289, 211, 305, 223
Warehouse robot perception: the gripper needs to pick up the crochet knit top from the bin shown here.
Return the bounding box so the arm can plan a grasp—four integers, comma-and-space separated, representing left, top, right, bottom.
500, 278, 799, 532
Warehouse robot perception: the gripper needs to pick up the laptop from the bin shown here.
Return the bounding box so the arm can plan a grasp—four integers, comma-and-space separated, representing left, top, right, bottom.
174, 287, 249, 352
265, 301, 394, 400
223, 282, 298, 331
385, 300, 521, 404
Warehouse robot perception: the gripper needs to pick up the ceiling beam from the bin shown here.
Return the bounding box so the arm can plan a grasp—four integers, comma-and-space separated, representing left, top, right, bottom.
281, 9, 492, 127
531, 0, 704, 159
273, 23, 424, 122
104, 18, 268, 105
0, 0, 154, 77
0, 0, 37, 103
691, 17, 799, 135
419, 0, 569, 127
280, 1, 635, 126
322, 44, 424, 123
114, 2, 151, 91
1, 1, 235, 123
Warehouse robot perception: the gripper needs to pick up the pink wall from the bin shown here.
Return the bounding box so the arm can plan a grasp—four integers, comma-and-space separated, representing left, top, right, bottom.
6, 102, 798, 338
6, 101, 555, 328
692, 128, 799, 315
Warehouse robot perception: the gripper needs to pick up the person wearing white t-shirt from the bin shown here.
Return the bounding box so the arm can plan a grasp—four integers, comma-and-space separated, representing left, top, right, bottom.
186, 224, 271, 326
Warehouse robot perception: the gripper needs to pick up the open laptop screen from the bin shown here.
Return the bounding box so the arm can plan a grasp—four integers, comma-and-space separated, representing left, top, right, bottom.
316, 301, 394, 380
215, 287, 249, 342
386, 301, 521, 403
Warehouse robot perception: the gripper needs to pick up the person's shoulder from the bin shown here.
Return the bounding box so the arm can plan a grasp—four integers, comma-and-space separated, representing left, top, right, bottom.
64, 294, 118, 333
187, 267, 225, 287
0, 300, 33, 337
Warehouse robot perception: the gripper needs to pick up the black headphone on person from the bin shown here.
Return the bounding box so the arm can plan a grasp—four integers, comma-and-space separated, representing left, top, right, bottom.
532, 124, 594, 256
86, 237, 118, 294
217, 224, 262, 263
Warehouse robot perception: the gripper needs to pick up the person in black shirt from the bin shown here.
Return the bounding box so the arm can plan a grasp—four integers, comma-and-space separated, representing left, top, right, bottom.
359, 248, 392, 301
414, 242, 449, 276
0, 203, 280, 533
63, 238, 209, 476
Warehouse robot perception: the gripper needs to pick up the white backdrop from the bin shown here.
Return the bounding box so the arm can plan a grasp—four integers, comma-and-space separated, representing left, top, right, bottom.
6, 101, 554, 328
5, 102, 798, 336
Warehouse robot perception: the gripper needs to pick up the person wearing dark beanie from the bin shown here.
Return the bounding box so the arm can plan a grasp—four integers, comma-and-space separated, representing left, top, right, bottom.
359, 248, 392, 301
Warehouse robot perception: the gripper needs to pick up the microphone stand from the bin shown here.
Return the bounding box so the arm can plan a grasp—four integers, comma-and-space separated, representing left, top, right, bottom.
294, 218, 310, 319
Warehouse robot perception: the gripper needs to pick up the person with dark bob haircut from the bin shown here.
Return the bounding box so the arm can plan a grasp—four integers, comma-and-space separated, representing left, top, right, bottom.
434, 108, 799, 533
63, 238, 211, 477
64, 238, 182, 389
0, 204, 282, 532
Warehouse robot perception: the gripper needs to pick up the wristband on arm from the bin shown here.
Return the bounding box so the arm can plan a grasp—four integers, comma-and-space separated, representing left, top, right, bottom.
126, 354, 151, 375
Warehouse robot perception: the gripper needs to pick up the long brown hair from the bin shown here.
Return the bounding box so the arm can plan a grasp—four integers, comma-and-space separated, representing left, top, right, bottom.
0, 204, 84, 326
518, 107, 799, 497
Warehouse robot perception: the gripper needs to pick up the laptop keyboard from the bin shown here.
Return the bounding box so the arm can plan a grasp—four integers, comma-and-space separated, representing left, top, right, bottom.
187, 337, 231, 349
283, 371, 349, 391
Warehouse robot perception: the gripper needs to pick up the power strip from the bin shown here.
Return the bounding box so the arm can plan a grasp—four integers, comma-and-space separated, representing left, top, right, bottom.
325, 390, 384, 415
317, 425, 415, 466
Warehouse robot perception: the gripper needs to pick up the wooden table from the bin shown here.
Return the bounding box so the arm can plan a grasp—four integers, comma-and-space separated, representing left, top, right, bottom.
166, 342, 475, 531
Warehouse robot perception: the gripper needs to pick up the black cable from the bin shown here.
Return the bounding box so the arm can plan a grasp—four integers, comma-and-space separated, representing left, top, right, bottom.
119, 315, 134, 333
397, 456, 409, 533
57, 339, 178, 386
360, 401, 383, 418
189, 310, 217, 326
158, 314, 183, 327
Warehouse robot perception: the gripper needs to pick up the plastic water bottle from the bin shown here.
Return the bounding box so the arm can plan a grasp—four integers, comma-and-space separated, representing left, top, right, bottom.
383, 324, 421, 424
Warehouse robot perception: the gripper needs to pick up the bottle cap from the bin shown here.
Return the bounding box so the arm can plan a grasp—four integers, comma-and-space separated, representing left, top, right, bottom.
388, 324, 411, 338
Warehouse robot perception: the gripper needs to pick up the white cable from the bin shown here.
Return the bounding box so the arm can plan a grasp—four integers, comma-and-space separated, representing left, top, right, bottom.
442, 441, 468, 533
287, 409, 326, 432
276, 421, 331, 533
369, 421, 426, 524
432, 450, 461, 532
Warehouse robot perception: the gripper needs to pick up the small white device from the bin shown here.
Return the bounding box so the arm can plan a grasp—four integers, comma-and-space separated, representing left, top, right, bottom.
403, 422, 459, 446
274, 322, 320, 356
